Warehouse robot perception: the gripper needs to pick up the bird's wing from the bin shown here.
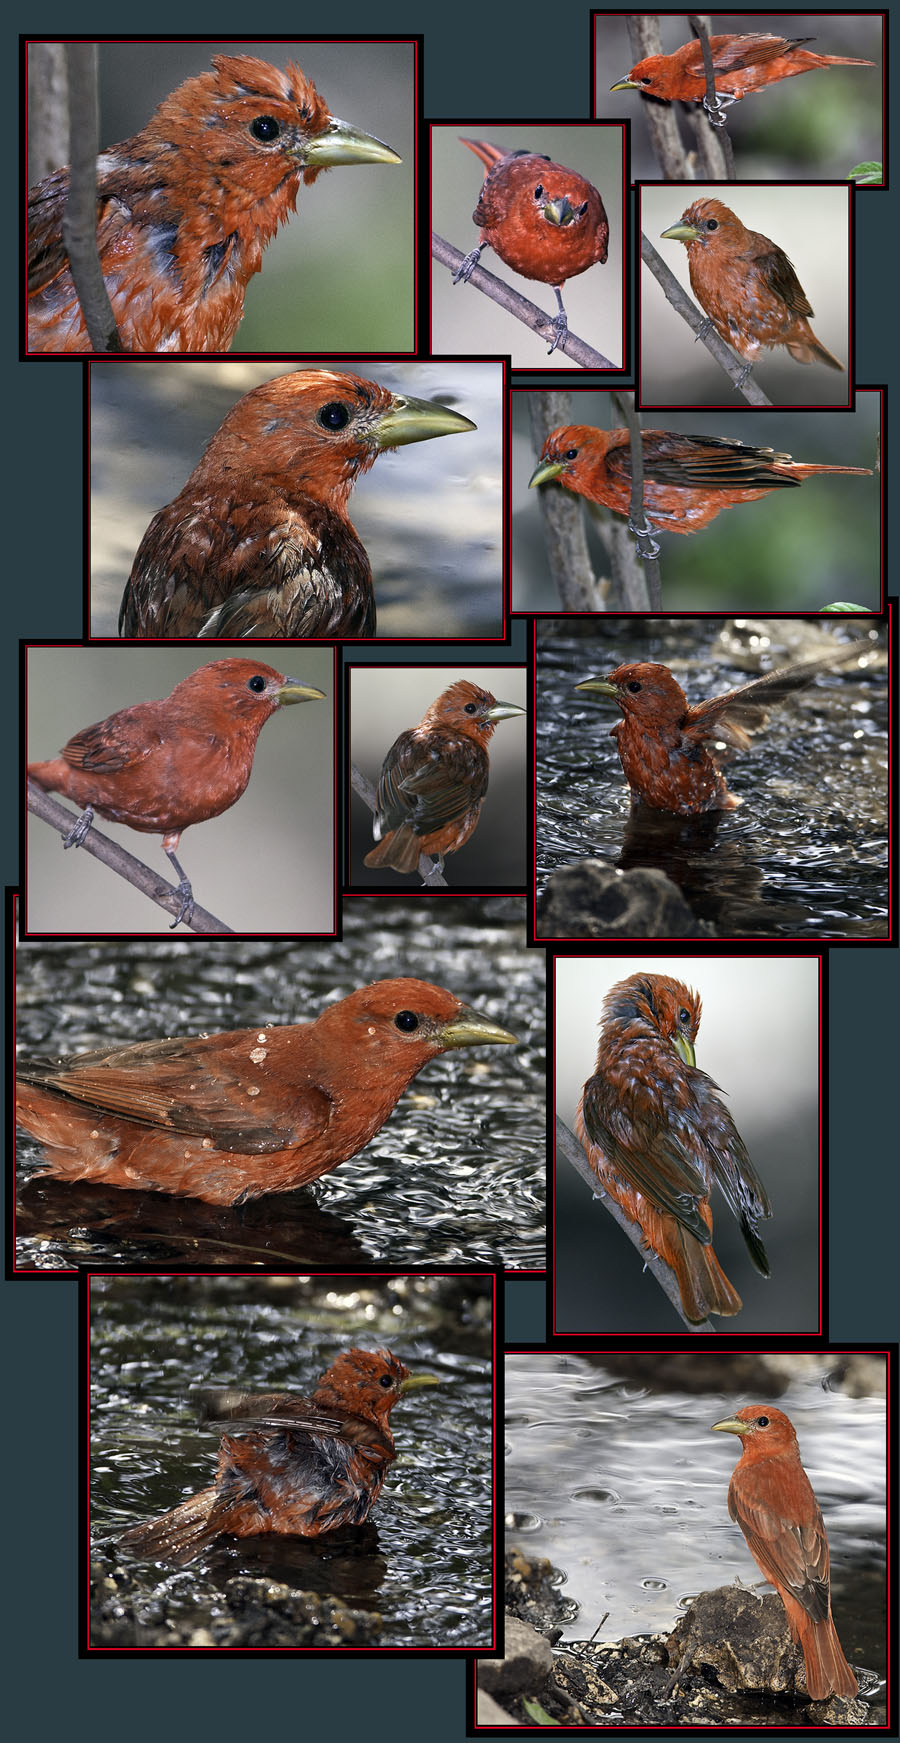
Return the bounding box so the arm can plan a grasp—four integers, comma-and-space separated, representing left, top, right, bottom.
729, 1476, 831, 1622
682, 644, 870, 749
696, 1078, 772, 1274
375, 733, 488, 836
755, 247, 815, 318
580, 1076, 714, 1243
59, 712, 164, 773
609, 432, 801, 493
706, 34, 815, 74
18, 1031, 331, 1153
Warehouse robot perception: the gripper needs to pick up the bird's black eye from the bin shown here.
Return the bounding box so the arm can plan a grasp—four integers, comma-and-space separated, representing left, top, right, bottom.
534, 183, 544, 199
250, 115, 281, 143
379, 1373, 395, 1389
706, 219, 718, 231
577, 201, 589, 217
679, 1007, 690, 1025
756, 1416, 770, 1428
394, 1011, 419, 1032
563, 447, 579, 461
464, 702, 479, 715
317, 401, 351, 431
626, 680, 642, 694
247, 674, 267, 693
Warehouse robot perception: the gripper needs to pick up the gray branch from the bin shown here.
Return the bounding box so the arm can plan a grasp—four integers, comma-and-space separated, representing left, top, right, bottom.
432, 232, 615, 370
350, 761, 448, 888
62, 44, 123, 352
641, 234, 772, 405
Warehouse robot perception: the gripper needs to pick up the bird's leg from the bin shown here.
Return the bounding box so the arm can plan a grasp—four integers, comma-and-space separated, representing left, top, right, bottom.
694, 317, 714, 342
627, 516, 661, 560
701, 91, 737, 127
164, 847, 195, 929
419, 854, 445, 887
62, 805, 95, 849
546, 286, 569, 355
453, 242, 487, 284
734, 363, 753, 390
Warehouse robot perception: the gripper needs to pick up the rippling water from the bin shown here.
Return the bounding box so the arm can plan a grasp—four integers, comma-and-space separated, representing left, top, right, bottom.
536, 619, 888, 938
506, 1354, 886, 1679
92, 1275, 494, 1648
16, 898, 546, 1271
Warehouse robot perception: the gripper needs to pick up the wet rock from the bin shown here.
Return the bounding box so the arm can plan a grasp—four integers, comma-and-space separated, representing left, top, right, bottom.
478, 1617, 553, 1698
537, 861, 715, 938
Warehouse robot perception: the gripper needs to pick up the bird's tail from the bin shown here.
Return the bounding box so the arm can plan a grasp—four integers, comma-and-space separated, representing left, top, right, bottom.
674, 1229, 743, 1323
364, 828, 422, 874
790, 461, 873, 478
786, 334, 845, 371
119, 1487, 220, 1566
807, 53, 876, 68
790, 1604, 859, 1700
459, 137, 507, 172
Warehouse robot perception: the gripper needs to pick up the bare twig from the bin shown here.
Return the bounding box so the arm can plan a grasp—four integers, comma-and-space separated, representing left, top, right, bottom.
528, 393, 606, 611
27, 780, 233, 933
624, 16, 694, 180
62, 44, 123, 352
556, 1115, 715, 1332
350, 761, 448, 888
27, 43, 69, 184
432, 232, 615, 369
641, 234, 772, 406
688, 14, 737, 176
611, 392, 662, 602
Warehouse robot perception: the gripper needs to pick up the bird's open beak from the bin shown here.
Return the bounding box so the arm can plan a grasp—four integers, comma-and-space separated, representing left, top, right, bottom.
300, 118, 402, 168
375, 396, 477, 448
660, 221, 702, 243
484, 701, 526, 722
277, 679, 327, 705
574, 675, 618, 701
672, 1033, 696, 1069
609, 76, 640, 92
440, 1004, 518, 1049
399, 1373, 442, 1393
528, 456, 567, 488
712, 1416, 750, 1437
543, 195, 576, 227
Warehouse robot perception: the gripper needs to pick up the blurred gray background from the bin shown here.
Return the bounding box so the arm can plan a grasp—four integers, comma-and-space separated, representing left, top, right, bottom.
26, 644, 334, 934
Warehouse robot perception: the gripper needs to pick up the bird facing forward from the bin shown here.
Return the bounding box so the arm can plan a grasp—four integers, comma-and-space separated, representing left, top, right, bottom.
28, 53, 401, 354
115, 369, 476, 639
575, 972, 771, 1323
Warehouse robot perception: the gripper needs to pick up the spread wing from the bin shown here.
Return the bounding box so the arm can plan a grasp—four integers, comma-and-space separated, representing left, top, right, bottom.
682, 643, 870, 750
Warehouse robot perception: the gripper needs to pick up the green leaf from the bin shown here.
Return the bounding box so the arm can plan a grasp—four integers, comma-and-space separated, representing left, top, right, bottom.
522, 1700, 560, 1725
847, 162, 883, 184
821, 603, 871, 613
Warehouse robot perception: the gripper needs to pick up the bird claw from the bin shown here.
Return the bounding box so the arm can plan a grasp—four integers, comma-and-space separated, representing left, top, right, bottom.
627, 518, 661, 560
701, 91, 735, 127
545, 313, 569, 355
452, 246, 484, 285
420, 855, 445, 886
170, 878, 195, 929
63, 806, 95, 849
735, 364, 753, 390
694, 317, 713, 343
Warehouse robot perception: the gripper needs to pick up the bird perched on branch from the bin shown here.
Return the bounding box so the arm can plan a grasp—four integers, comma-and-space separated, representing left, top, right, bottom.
452, 138, 608, 354
115, 369, 475, 639
363, 680, 525, 879
529, 425, 871, 539
574, 643, 870, 814
27, 53, 401, 354
16, 977, 518, 1204
120, 1348, 438, 1563
27, 658, 325, 926
713, 1406, 859, 1699
660, 199, 843, 379
610, 34, 874, 107
575, 973, 771, 1323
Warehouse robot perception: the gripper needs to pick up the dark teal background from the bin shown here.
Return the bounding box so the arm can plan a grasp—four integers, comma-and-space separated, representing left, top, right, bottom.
7, 5, 898, 1734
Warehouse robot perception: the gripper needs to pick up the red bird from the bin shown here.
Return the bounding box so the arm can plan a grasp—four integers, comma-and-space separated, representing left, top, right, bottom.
575, 973, 771, 1323
27, 658, 324, 927
119, 1348, 436, 1563
529, 425, 871, 539
574, 644, 868, 815
27, 53, 400, 354
452, 138, 609, 353
713, 1406, 859, 1699
363, 680, 525, 879
610, 34, 874, 107
16, 977, 518, 1205
660, 199, 843, 377
115, 369, 476, 639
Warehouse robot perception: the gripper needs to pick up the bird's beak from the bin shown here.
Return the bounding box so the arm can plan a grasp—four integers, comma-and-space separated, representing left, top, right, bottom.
399, 1373, 441, 1393
439, 1004, 518, 1049
660, 221, 702, 244
277, 679, 327, 705
484, 701, 526, 722
609, 76, 640, 92
712, 1416, 750, 1437
543, 195, 576, 227
528, 456, 567, 488
374, 395, 477, 448
300, 117, 402, 168
672, 1033, 696, 1069
574, 675, 618, 701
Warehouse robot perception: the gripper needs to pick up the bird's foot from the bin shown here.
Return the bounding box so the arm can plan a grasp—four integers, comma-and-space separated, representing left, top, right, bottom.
170, 878, 195, 930
452, 245, 485, 285
546, 287, 569, 355
63, 806, 95, 849
420, 854, 445, 886
694, 317, 713, 342
702, 91, 736, 127
627, 517, 661, 560
734, 363, 753, 390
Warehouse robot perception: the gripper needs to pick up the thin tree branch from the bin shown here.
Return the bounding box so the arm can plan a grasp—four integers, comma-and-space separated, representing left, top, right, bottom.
624, 16, 694, 180
641, 234, 772, 406
528, 392, 607, 612
611, 392, 662, 602
433, 232, 615, 370
350, 761, 448, 888
556, 1115, 714, 1333
62, 44, 123, 352
28, 43, 69, 184
27, 780, 233, 934
688, 13, 737, 176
